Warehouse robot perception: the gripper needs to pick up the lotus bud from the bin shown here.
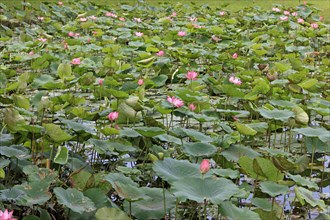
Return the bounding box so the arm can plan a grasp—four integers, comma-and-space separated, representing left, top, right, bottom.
200, 159, 211, 175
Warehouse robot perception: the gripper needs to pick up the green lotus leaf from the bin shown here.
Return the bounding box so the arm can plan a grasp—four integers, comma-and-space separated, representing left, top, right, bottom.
153, 158, 202, 183
294, 187, 326, 210
54, 187, 96, 214
0, 145, 29, 158
88, 138, 115, 155
84, 188, 112, 209
305, 137, 329, 153
95, 207, 130, 220
219, 201, 261, 220
251, 198, 272, 211
253, 157, 284, 181
44, 123, 73, 143
235, 122, 257, 136
135, 127, 165, 137
57, 63, 72, 81
53, 146, 69, 165
171, 127, 213, 142
153, 134, 182, 145
124, 187, 175, 220
286, 173, 318, 190
172, 177, 240, 204
212, 168, 239, 179
259, 181, 289, 197
119, 128, 142, 138
258, 108, 295, 121
293, 127, 329, 143
182, 142, 217, 157
59, 118, 95, 134
221, 145, 261, 162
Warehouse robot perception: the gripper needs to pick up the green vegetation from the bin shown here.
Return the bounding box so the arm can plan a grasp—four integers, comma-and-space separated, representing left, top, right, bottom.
2, 0, 330, 22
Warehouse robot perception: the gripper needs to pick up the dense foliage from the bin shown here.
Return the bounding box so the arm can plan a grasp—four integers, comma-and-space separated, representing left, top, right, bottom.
0, 0, 329, 219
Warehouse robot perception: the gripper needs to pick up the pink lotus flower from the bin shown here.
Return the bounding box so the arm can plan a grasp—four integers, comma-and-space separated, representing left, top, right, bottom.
135, 32, 143, 37
156, 50, 165, 56
38, 16, 44, 21
171, 12, 177, 17
134, 17, 142, 23
105, 12, 117, 18
311, 23, 318, 29
186, 71, 198, 80
229, 76, 242, 85
28, 51, 34, 56
0, 209, 16, 220
64, 42, 68, 49
200, 159, 210, 174
88, 15, 97, 20
68, 32, 75, 37
189, 17, 197, 22
138, 79, 144, 85
280, 16, 288, 21
283, 11, 290, 15
75, 33, 80, 37
37, 37, 47, 42
232, 53, 238, 59
71, 58, 81, 65
304, 1, 307, 5
292, 12, 298, 16
320, 16, 324, 21
80, 17, 87, 22
178, 31, 186, 37
211, 35, 220, 42
297, 18, 304, 23
119, 17, 125, 21
272, 7, 281, 12
219, 11, 225, 16
167, 96, 184, 108
108, 112, 119, 121
58, 1, 63, 6
188, 103, 196, 111
98, 79, 103, 85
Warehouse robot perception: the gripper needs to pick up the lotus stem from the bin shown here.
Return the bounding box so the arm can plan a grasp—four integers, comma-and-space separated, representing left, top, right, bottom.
163, 181, 167, 218
175, 198, 179, 220
203, 199, 207, 220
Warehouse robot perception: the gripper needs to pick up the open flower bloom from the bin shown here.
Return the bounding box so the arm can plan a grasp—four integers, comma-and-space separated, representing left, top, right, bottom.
134, 17, 142, 23
138, 79, 144, 85
58, 1, 63, 5
80, 17, 87, 22
292, 12, 298, 16
200, 159, 210, 174
156, 50, 164, 56
186, 71, 198, 80
219, 11, 225, 16
105, 12, 117, 18
135, 32, 143, 37
229, 76, 242, 85
167, 96, 184, 108
0, 209, 16, 220
311, 23, 318, 29
188, 103, 196, 111
71, 58, 81, 65
37, 37, 47, 42
297, 18, 304, 23
283, 11, 290, 15
280, 16, 288, 21
178, 31, 186, 37
108, 112, 119, 121
272, 7, 281, 12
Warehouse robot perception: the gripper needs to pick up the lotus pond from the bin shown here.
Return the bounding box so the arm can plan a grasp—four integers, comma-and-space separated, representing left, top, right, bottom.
0, 1, 329, 219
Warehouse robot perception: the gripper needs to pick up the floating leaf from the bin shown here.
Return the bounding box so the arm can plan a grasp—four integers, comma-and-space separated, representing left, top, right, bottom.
286, 173, 318, 190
